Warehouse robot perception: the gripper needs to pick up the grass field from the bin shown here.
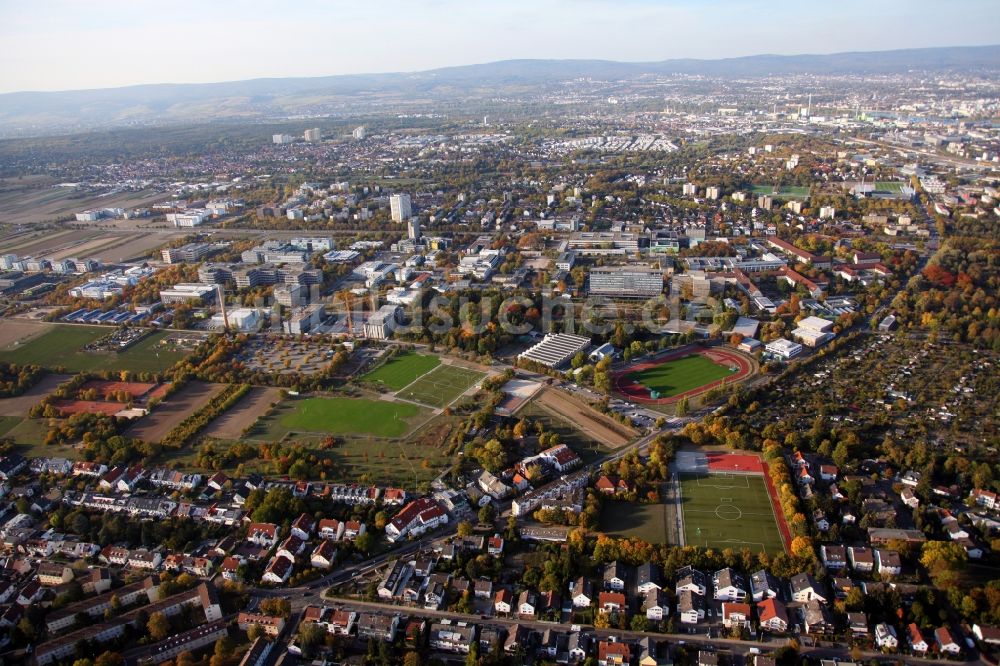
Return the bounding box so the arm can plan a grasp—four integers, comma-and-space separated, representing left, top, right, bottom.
750, 185, 810, 199
256, 396, 425, 439
626, 354, 734, 398
680, 473, 785, 555
397, 364, 486, 407
0, 325, 188, 373
598, 500, 672, 544
359, 352, 441, 391
0, 416, 21, 437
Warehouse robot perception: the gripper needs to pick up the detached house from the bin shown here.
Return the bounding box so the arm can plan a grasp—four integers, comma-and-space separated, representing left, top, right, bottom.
713, 568, 747, 601
598, 591, 626, 614
290, 513, 315, 540
908, 623, 928, 654
722, 602, 752, 629
571, 577, 593, 608
936, 627, 961, 655
261, 555, 293, 584
311, 539, 337, 569
603, 561, 628, 591
875, 622, 898, 649
757, 598, 789, 633
246, 522, 280, 548
676, 566, 708, 596
644, 588, 669, 621
678, 590, 704, 624
318, 518, 345, 541
750, 569, 779, 601
790, 573, 827, 603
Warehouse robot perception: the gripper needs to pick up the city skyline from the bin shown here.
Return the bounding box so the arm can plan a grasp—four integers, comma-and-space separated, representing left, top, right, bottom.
1, 0, 999, 94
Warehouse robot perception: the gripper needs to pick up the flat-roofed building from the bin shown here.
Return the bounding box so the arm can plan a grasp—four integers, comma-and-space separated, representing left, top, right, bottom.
159, 283, 217, 305
588, 266, 663, 298
518, 333, 591, 368
765, 338, 804, 359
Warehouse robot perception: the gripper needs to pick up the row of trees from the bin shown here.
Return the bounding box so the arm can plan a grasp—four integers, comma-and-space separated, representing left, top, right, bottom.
159, 383, 250, 449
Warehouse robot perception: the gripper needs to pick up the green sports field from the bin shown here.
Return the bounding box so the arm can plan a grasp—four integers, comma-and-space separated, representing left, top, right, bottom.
396, 364, 486, 407
598, 499, 672, 544
359, 351, 441, 390
626, 354, 734, 398
750, 185, 810, 199
0, 325, 187, 373
268, 396, 424, 438
680, 473, 785, 554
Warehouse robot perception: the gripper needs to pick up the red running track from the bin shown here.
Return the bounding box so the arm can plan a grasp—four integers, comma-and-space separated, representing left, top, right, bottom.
612, 346, 753, 405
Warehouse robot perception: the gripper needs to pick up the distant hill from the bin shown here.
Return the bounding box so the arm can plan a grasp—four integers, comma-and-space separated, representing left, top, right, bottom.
1, 45, 998, 136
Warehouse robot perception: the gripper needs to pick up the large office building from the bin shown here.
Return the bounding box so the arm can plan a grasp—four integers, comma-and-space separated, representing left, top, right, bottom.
588, 266, 664, 299
390, 194, 412, 222
161, 243, 218, 264
159, 283, 217, 305
567, 231, 641, 256
518, 333, 591, 369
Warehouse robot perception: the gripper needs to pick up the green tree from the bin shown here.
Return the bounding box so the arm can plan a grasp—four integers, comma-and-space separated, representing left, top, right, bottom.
147, 611, 171, 641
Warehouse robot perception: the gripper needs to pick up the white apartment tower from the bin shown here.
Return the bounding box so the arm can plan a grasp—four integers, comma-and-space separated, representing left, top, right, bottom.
407, 218, 421, 241
390, 194, 412, 222
304, 128, 322, 142
353, 126, 366, 140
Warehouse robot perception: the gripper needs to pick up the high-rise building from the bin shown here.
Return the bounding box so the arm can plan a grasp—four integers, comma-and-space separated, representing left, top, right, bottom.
272, 134, 294, 144
353, 126, 366, 140
390, 194, 412, 222
304, 128, 322, 142
407, 218, 421, 241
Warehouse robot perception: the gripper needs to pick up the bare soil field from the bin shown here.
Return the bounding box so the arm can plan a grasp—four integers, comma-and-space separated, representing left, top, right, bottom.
0, 320, 52, 348
125, 381, 226, 443
0, 229, 98, 255
201, 386, 282, 440
0, 184, 168, 225
93, 235, 168, 263
534, 388, 635, 449
0, 374, 72, 417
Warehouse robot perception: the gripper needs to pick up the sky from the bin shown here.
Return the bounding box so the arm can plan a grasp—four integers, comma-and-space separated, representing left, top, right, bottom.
0, 0, 998, 94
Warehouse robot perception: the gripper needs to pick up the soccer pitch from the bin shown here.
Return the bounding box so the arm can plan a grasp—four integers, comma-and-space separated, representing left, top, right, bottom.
397, 364, 486, 407
680, 473, 786, 555
274, 396, 424, 438
626, 354, 734, 398
359, 351, 441, 391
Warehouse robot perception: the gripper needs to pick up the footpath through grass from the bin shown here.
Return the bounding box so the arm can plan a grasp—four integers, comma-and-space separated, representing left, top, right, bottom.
359, 351, 440, 390
627, 354, 734, 398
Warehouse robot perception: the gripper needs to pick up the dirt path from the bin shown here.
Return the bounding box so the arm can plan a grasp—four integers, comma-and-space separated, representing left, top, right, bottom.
534, 387, 635, 448
0, 374, 72, 416
201, 386, 282, 440
126, 381, 227, 443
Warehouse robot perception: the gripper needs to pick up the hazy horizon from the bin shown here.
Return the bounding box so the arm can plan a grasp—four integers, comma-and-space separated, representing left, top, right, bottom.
1, 0, 999, 95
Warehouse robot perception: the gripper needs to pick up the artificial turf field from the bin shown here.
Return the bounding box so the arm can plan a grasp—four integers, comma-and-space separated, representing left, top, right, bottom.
396, 364, 486, 407
359, 351, 441, 391
272, 396, 424, 438
680, 473, 786, 555
0, 325, 186, 373
626, 354, 734, 398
